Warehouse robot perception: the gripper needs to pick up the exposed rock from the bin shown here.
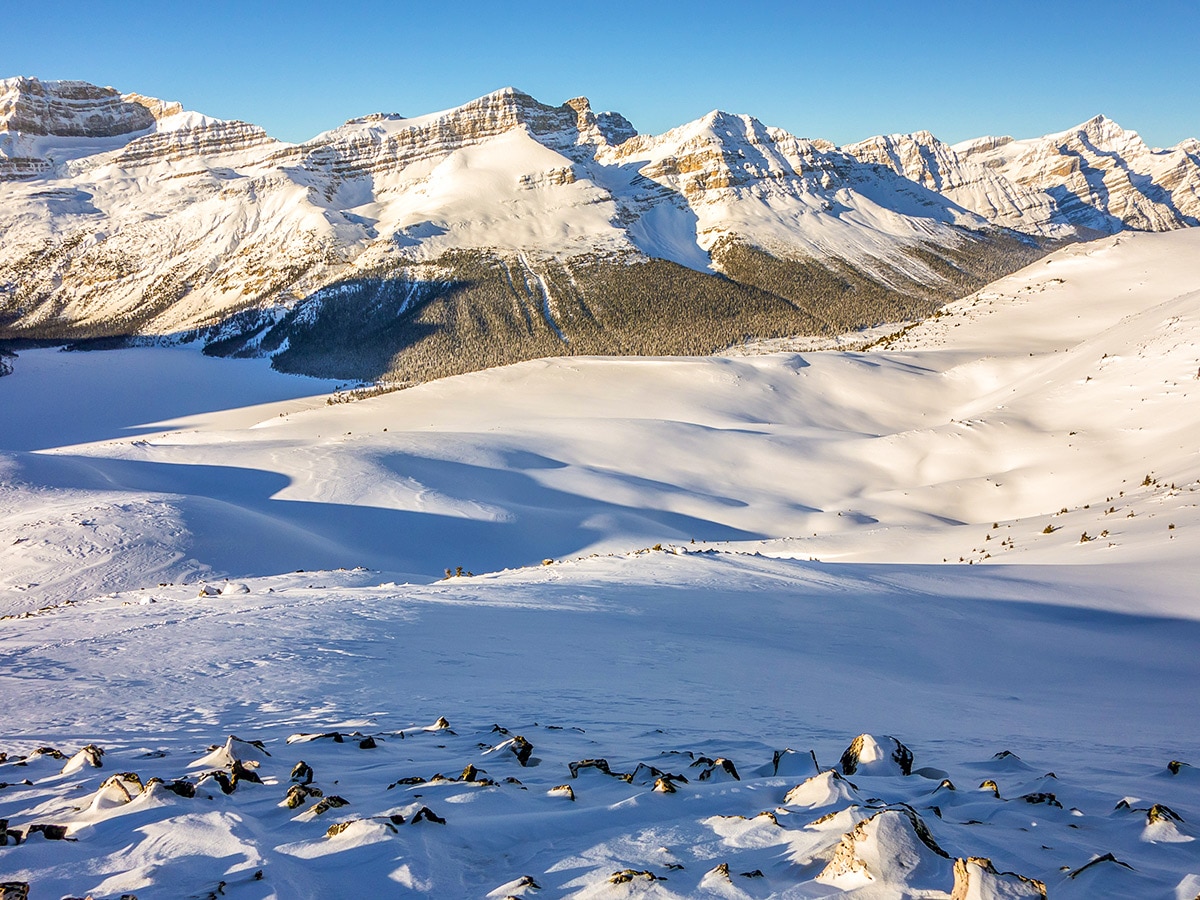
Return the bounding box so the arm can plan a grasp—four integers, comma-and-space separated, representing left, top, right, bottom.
951, 856, 1047, 899
979, 780, 1001, 798
705, 862, 731, 881
608, 870, 661, 884
653, 776, 677, 794
89, 772, 143, 808
510, 735, 534, 766
1168, 759, 1193, 775
411, 806, 445, 824
839, 734, 914, 777
61, 743, 104, 773
290, 760, 314, 784
0, 819, 21, 846
387, 776, 426, 789
286, 731, 345, 744
1067, 852, 1135, 879
311, 795, 349, 815
1018, 792, 1062, 808
231, 759, 263, 787
849, 116, 1200, 236
485, 734, 535, 766
493, 874, 541, 896
696, 757, 740, 782
284, 784, 323, 809
198, 771, 235, 795
817, 808, 950, 890
164, 778, 197, 799
844, 131, 1068, 237
0, 883, 29, 900
1147, 803, 1183, 824
0, 77, 155, 137
193, 735, 270, 769
548, 784, 576, 801
756, 747, 818, 777
630, 763, 683, 785
325, 820, 354, 838
568, 758, 614, 778
358, 736, 377, 749
142, 776, 197, 799
26, 823, 73, 841
740, 869, 764, 878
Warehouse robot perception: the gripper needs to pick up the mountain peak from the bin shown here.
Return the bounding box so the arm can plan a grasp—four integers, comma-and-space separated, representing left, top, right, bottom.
0, 75, 157, 138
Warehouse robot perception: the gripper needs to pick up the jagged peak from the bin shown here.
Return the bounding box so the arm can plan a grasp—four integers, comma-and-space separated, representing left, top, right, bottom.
1053, 113, 1143, 149
951, 134, 1014, 157
1174, 136, 1200, 156
846, 129, 946, 152
650, 108, 773, 149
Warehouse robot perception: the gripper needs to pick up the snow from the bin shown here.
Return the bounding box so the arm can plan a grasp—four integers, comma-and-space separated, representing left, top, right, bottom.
1, 229, 1199, 895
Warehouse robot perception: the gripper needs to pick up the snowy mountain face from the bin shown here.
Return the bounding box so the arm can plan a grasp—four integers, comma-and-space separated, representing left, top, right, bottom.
0, 77, 1196, 382
845, 115, 1200, 237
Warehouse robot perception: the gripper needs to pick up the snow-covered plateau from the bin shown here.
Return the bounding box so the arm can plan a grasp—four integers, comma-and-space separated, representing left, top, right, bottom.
0, 217, 1198, 896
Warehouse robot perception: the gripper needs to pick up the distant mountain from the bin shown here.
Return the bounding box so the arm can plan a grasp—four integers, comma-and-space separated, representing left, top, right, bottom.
844, 116, 1200, 236
1, 77, 1195, 382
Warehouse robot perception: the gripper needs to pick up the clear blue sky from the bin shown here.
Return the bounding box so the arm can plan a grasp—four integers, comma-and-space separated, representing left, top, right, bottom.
11, 0, 1198, 148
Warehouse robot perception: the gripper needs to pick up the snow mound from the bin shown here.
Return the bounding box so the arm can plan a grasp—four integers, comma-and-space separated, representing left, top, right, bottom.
838, 734, 914, 777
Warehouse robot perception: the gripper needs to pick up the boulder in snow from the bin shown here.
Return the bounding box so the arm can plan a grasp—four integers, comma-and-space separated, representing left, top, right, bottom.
950, 856, 1046, 899
839, 734, 914, 776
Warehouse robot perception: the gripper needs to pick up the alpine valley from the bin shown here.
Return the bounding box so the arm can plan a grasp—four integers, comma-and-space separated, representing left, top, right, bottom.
2, 76, 1197, 382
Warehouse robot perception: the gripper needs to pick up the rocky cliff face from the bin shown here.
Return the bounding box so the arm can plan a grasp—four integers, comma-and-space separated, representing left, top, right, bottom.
0, 77, 156, 137
280, 88, 636, 181
844, 131, 1068, 236
957, 115, 1200, 232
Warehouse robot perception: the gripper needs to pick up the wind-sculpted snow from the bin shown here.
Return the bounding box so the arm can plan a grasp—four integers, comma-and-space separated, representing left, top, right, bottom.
0, 219, 1199, 896
0, 557, 1197, 897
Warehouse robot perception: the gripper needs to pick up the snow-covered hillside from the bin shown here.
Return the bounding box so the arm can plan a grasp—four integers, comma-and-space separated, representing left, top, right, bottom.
4, 227, 1197, 613
1, 137, 1199, 899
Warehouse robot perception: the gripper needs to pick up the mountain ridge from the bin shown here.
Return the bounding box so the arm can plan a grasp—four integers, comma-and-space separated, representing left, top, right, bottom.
1, 76, 1196, 382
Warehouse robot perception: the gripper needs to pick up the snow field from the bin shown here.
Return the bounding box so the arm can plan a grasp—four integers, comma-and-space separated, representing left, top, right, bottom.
0, 228, 1198, 895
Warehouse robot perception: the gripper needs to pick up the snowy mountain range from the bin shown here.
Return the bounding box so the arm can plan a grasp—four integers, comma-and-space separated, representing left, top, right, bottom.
2, 76, 1198, 381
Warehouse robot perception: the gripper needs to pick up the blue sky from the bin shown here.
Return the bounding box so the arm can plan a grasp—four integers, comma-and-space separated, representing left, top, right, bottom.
12, 0, 1198, 148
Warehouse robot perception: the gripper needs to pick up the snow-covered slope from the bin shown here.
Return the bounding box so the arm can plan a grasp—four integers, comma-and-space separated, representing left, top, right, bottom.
846, 115, 1200, 237
1, 221, 1198, 897
3, 228, 1199, 613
